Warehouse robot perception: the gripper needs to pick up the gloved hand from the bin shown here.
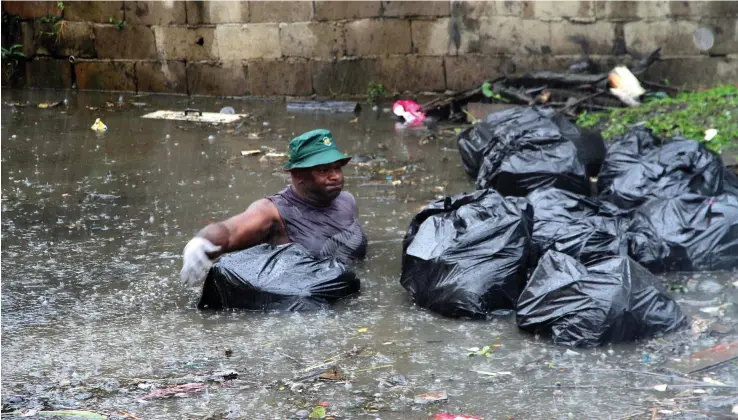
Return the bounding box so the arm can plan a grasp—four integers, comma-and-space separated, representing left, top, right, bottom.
180, 237, 222, 287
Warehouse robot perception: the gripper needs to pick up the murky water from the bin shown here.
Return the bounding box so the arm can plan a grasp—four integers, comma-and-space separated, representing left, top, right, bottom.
2, 90, 737, 420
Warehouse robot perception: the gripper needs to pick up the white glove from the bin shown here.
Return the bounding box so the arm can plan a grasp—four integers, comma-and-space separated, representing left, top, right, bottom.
180, 237, 222, 287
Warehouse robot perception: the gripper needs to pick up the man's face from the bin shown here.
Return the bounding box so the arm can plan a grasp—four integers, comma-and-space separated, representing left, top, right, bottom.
293, 162, 345, 202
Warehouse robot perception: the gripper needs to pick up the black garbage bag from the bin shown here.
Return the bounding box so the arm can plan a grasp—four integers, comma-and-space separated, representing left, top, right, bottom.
526, 187, 668, 267
598, 128, 738, 209
458, 107, 606, 184
400, 189, 533, 318
197, 243, 360, 311
628, 193, 738, 272
517, 251, 689, 348
457, 122, 494, 178
474, 107, 593, 196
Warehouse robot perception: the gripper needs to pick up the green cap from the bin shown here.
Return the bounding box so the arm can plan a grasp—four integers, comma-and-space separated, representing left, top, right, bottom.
283, 129, 351, 170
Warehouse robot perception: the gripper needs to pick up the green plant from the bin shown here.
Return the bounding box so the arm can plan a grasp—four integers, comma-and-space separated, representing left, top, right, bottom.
1, 44, 24, 59
109, 16, 125, 31
481, 80, 508, 102
36, 17, 67, 45
36, 15, 56, 24
575, 85, 738, 154
366, 82, 388, 104
2, 44, 24, 84
57, 1, 64, 11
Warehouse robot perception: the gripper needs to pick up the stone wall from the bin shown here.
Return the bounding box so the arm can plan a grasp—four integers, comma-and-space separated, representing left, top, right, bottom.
2, 1, 738, 96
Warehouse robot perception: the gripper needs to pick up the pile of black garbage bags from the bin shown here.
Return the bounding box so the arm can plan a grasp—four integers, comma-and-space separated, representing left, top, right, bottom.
402, 106, 738, 347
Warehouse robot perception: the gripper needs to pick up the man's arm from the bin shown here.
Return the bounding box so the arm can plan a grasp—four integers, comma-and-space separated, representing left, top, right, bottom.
196, 199, 281, 257
180, 199, 280, 287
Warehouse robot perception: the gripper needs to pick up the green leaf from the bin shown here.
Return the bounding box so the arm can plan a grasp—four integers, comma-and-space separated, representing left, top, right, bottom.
309, 406, 326, 419
481, 80, 494, 98
468, 345, 492, 357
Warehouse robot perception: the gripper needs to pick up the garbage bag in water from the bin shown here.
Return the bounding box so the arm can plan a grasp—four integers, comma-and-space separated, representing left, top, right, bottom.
628, 193, 738, 272
198, 243, 360, 311
473, 107, 597, 196
400, 189, 533, 318
458, 107, 605, 185
457, 122, 494, 178
526, 187, 668, 267
598, 128, 738, 209
517, 251, 688, 348
527, 187, 628, 264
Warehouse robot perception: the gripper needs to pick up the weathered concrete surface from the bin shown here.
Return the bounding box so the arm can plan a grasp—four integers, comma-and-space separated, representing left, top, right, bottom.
94, 25, 157, 59
700, 18, 738, 56
382, 1, 450, 17
29, 20, 96, 58
20, 22, 37, 58
2, 1, 62, 19
345, 19, 412, 56
249, 1, 313, 23
154, 26, 218, 61
523, 1, 596, 21
63, 1, 124, 23
25, 58, 72, 88
314, 1, 381, 21
455, 0, 523, 19
411, 18, 452, 56
248, 59, 313, 96
185, 1, 249, 24
5, 0, 738, 96
476, 17, 551, 56
445, 55, 508, 92
215, 24, 281, 59
549, 20, 616, 55
186, 61, 249, 96
280, 22, 345, 59
74, 60, 136, 91
135, 61, 188, 94
378, 56, 445, 93
312, 58, 378, 95
624, 20, 700, 56
124, 1, 187, 26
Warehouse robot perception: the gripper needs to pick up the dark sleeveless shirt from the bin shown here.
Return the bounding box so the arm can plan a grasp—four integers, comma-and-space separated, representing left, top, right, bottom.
267, 186, 367, 261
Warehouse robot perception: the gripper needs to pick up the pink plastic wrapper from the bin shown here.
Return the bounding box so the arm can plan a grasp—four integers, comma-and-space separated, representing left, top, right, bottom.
392, 99, 426, 124
435, 414, 481, 420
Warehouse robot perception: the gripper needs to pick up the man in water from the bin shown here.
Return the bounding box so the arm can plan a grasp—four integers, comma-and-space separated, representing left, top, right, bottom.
180, 129, 368, 287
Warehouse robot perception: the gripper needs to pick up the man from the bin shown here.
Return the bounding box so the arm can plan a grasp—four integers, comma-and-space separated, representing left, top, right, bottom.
180, 129, 368, 287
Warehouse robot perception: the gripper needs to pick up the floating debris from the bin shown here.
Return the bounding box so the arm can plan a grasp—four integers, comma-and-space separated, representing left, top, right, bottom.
90, 118, 107, 133
414, 390, 448, 405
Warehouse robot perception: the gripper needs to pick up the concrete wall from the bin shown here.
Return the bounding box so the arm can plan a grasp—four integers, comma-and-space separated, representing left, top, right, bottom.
2, 1, 738, 97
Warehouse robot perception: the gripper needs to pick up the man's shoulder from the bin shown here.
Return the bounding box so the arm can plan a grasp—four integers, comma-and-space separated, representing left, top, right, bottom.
337, 191, 357, 207
250, 198, 281, 219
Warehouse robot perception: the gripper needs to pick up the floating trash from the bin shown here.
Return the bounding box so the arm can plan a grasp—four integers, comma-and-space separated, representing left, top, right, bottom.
90, 118, 107, 133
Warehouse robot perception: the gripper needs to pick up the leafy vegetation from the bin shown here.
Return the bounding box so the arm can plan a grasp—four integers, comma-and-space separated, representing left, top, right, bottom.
576, 85, 738, 154
1, 44, 24, 59
109, 16, 125, 31
365, 82, 388, 104
481, 80, 508, 102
